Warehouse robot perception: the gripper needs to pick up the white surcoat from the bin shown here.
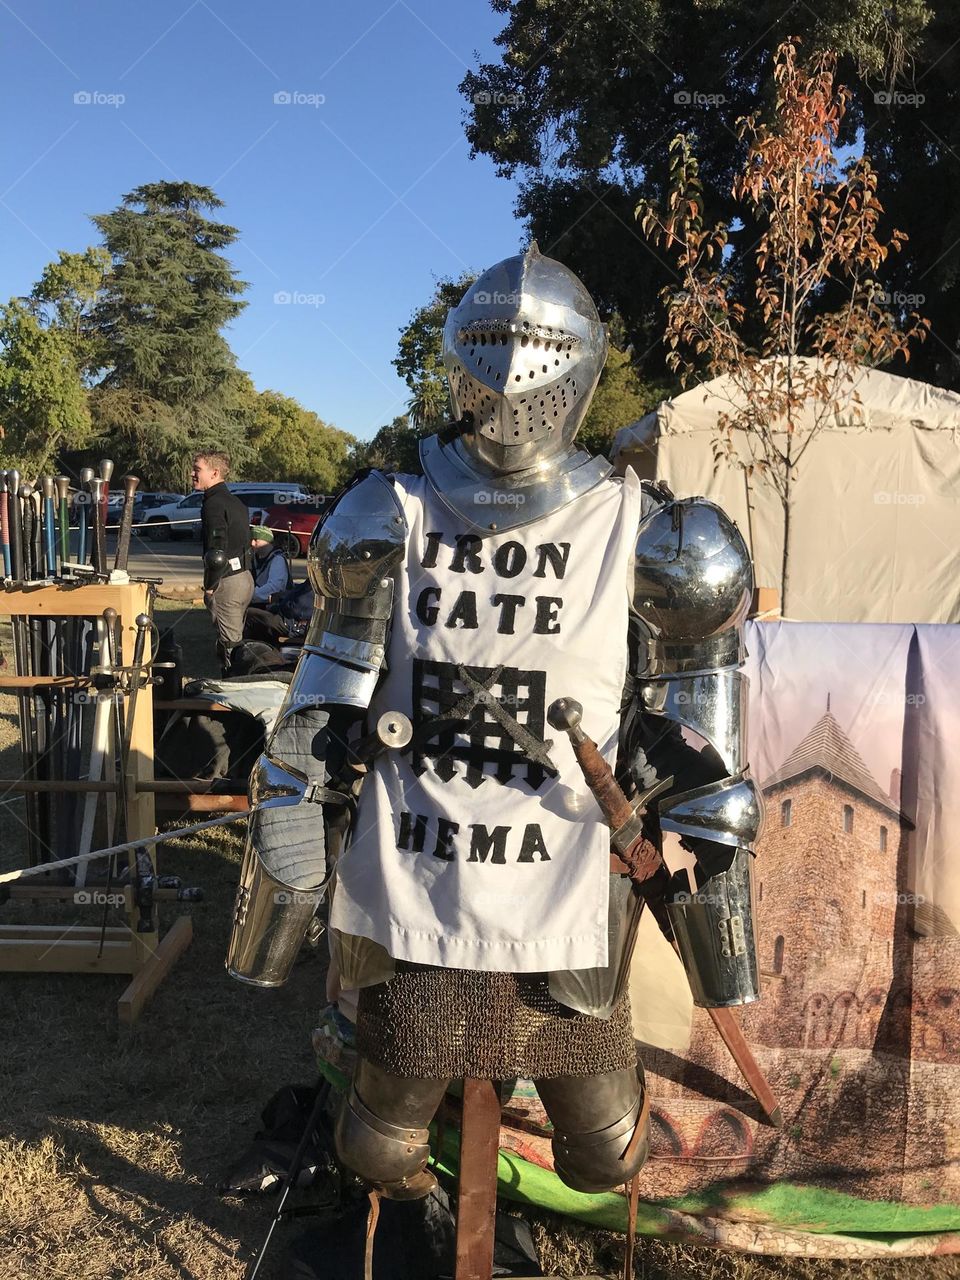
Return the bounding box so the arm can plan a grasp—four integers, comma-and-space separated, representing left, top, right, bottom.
329, 468, 641, 972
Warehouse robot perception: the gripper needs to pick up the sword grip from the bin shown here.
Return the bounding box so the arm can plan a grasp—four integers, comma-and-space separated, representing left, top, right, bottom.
114, 474, 139, 572
575, 735, 633, 828
547, 696, 633, 829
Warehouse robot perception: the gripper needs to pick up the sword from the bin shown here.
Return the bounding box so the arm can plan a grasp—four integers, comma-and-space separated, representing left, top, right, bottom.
55, 475, 71, 570
41, 476, 57, 576
77, 466, 94, 566
6, 468, 22, 583
20, 484, 38, 581
89, 476, 107, 577
113, 473, 140, 573
547, 696, 783, 1129
0, 472, 10, 578
98, 457, 114, 550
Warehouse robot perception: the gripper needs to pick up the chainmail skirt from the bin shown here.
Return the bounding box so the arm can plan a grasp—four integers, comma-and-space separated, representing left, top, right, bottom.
355, 962, 636, 1080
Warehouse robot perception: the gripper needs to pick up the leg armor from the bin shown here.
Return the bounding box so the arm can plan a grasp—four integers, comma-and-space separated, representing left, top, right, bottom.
334, 1059, 449, 1199
537, 1065, 649, 1193
226, 472, 408, 987
632, 496, 764, 1007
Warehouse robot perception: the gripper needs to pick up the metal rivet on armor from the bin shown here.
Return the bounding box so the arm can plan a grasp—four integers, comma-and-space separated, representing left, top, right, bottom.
361, 550, 371, 559
488, 523, 497, 530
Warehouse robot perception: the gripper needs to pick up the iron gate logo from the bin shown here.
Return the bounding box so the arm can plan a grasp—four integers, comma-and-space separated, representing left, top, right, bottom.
411, 659, 550, 789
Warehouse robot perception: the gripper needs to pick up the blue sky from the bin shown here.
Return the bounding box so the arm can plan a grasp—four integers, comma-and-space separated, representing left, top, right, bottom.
0, 1, 523, 442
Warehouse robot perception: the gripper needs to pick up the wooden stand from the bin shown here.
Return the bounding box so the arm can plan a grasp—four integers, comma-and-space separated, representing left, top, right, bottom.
454, 1080, 605, 1280
0, 581, 192, 1022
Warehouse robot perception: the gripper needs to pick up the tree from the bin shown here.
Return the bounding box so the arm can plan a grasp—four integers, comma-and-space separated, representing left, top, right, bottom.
30, 247, 111, 379
86, 181, 251, 482
638, 41, 928, 614
245, 387, 354, 492
0, 300, 91, 474
81, 386, 188, 488
459, 2, 953, 382
577, 319, 674, 456
394, 274, 474, 428
346, 415, 426, 477
92, 181, 247, 404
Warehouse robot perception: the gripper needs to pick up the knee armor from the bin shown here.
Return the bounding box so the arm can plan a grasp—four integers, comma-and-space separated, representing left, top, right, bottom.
334, 1060, 448, 1200
538, 1065, 650, 1194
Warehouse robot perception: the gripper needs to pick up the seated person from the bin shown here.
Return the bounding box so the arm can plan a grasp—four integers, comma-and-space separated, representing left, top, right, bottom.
249, 526, 292, 605
244, 577, 313, 647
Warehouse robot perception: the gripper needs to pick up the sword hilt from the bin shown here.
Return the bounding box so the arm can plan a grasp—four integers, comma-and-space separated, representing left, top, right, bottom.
547, 696, 633, 830
114, 474, 140, 572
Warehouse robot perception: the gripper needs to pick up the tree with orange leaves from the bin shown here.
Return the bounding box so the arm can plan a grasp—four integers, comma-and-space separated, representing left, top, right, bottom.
639, 40, 928, 615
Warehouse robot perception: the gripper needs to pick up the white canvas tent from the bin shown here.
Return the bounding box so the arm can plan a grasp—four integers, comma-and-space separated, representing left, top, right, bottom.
611, 361, 960, 623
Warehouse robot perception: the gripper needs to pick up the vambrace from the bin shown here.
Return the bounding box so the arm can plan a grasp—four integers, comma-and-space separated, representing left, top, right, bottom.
631, 495, 764, 1008
226, 471, 407, 987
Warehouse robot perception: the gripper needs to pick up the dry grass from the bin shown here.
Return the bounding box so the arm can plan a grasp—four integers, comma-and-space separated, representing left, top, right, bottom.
0, 602, 958, 1278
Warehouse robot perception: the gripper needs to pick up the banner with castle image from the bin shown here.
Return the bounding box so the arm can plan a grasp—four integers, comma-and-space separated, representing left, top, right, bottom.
494, 621, 960, 1256
314, 620, 960, 1256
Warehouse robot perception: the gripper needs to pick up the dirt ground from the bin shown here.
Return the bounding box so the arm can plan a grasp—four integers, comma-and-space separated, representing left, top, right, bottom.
0, 600, 958, 1279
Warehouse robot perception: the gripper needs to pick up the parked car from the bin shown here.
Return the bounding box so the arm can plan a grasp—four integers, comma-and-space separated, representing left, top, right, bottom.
99, 490, 183, 529
132, 492, 183, 534
141, 483, 310, 541
264, 496, 333, 557
229, 482, 309, 527
141, 491, 205, 540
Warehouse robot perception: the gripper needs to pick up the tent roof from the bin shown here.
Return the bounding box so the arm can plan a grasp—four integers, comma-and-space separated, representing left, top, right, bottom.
762, 708, 901, 816
620, 359, 960, 445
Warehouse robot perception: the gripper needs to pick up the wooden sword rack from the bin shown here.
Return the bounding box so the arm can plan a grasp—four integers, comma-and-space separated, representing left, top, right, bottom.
0, 580, 192, 1022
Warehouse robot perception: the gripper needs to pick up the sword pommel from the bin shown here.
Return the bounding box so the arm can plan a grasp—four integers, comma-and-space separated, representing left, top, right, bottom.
547, 696, 583, 736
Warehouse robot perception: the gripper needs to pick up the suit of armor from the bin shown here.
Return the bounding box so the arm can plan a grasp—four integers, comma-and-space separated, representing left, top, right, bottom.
227, 245, 763, 1199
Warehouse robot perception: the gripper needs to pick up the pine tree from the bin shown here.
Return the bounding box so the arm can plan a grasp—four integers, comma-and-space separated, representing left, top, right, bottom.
92, 181, 247, 404
89, 182, 251, 480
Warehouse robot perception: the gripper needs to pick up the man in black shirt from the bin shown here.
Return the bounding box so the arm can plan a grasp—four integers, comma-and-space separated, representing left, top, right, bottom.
192, 451, 254, 674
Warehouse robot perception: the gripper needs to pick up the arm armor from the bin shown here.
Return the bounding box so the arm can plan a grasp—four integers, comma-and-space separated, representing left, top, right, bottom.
548, 486, 763, 1017
630, 493, 763, 1007
226, 471, 408, 987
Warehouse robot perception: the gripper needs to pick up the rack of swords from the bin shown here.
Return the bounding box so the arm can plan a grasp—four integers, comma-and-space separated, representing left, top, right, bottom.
0, 461, 193, 1022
